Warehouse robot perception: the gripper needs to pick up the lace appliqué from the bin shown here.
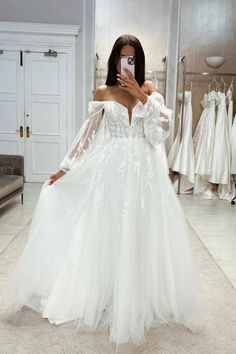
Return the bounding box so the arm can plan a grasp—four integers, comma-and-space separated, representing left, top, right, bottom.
144, 146, 154, 190
105, 105, 145, 139
117, 142, 154, 217
86, 95, 171, 216
91, 141, 115, 213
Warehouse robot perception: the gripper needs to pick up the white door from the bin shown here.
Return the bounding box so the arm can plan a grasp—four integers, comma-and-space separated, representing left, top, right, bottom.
0, 50, 24, 156
24, 51, 67, 182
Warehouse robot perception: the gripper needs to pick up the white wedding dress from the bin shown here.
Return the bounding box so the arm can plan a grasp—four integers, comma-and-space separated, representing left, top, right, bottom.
231, 114, 236, 174
193, 90, 217, 198
7, 92, 202, 352
168, 91, 195, 193
209, 91, 231, 198
227, 86, 233, 137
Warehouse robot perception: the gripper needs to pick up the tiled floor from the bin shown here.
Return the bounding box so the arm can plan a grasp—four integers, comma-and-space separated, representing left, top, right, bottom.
0, 183, 42, 254
179, 194, 236, 289
0, 183, 236, 290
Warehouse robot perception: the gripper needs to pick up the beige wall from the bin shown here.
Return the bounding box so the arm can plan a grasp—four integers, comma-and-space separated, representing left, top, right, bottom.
177, 0, 236, 133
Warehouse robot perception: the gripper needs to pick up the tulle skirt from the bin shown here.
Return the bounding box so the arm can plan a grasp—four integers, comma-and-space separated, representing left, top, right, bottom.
7, 136, 202, 352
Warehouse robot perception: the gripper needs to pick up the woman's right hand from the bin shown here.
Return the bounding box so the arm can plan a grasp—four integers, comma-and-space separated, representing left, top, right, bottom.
48, 170, 66, 185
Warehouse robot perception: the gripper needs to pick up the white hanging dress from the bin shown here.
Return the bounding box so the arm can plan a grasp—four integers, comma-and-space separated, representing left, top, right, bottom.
168, 91, 195, 193
231, 114, 236, 174
209, 91, 231, 198
7, 92, 203, 353
226, 86, 233, 138
227, 89, 236, 200
193, 90, 217, 198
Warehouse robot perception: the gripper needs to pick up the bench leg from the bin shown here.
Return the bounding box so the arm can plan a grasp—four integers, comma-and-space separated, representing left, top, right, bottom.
21, 193, 24, 204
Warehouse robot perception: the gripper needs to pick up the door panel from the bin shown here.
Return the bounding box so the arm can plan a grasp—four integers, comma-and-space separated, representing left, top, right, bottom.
0, 56, 18, 93
31, 60, 60, 95
0, 51, 24, 155
32, 101, 60, 134
24, 52, 67, 182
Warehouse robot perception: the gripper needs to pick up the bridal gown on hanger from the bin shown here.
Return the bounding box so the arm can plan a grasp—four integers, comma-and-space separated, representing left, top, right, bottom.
168, 91, 195, 193
193, 90, 217, 198
209, 91, 231, 198
7, 91, 203, 352
226, 85, 233, 137
226, 88, 236, 200
231, 114, 236, 174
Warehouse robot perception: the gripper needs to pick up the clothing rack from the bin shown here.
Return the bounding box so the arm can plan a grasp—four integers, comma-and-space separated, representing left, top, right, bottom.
176, 56, 236, 202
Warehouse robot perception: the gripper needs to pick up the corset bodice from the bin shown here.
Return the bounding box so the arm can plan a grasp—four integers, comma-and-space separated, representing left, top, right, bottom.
104, 101, 146, 138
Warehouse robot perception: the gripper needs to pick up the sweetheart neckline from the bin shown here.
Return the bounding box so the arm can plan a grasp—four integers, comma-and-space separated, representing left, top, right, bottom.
91, 92, 157, 126
103, 100, 141, 112
100, 100, 142, 126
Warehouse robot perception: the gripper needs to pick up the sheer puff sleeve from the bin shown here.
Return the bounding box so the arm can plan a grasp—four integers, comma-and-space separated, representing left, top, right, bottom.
143, 91, 173, 146
59, 101, 105, 173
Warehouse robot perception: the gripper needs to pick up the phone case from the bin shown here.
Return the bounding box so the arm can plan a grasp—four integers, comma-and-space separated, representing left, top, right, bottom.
120, 56, 135, 78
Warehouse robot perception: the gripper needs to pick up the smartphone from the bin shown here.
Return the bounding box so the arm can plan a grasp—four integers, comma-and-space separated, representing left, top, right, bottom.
120, 56, 135, 79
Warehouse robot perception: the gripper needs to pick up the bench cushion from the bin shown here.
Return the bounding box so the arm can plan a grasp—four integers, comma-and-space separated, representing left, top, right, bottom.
0, 175, 24, 199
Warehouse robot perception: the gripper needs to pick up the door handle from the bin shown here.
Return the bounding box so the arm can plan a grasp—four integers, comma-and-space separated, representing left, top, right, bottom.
26, 126, 32, 138
15, 126, 24, 137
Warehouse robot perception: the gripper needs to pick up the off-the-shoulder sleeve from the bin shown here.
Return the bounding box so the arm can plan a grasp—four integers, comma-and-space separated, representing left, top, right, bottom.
59, 101, 105, 172
143, 91, 173, 146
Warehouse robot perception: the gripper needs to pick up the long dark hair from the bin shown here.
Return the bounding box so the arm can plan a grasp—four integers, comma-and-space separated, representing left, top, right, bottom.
105, 34, 145, 87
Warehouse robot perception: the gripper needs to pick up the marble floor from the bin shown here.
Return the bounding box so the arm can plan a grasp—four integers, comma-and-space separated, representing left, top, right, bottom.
0, 183, 236, 290
179, 194, 236, 289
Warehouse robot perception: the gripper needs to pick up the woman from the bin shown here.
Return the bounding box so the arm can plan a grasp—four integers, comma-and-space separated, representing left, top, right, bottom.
7, 35, 203, 353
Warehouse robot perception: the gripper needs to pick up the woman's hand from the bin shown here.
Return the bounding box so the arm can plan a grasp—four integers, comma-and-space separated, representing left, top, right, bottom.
48, 170, 66, 185
117, 68, 148, 104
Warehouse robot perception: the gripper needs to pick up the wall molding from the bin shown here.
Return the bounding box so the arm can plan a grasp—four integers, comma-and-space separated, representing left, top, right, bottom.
0, 21, 80, 36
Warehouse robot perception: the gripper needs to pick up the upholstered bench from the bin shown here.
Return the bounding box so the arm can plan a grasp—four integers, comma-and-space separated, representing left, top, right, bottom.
0, 154, 24, 209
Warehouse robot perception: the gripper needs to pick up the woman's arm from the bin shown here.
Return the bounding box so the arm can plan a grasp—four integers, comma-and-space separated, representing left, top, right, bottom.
116, 70, 172, 146
59, 89, 105, 173
48, 89, 105, 185
142, 87, 172, 146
